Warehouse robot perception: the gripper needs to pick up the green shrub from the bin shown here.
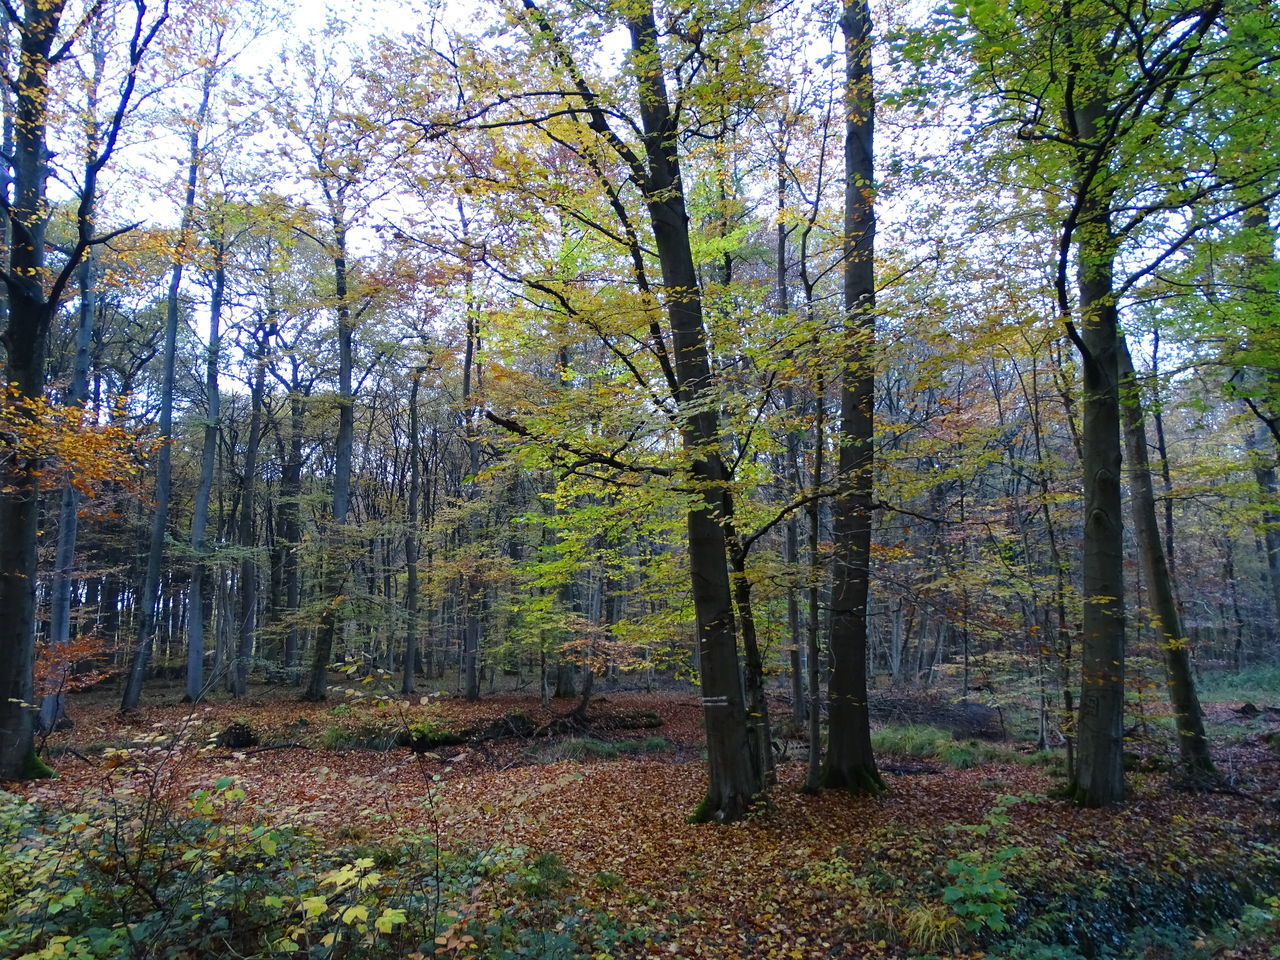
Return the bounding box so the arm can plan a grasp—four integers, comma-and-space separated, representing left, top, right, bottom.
400, 716, 466, 751
871, 723, 954, 758
0, 781, 614, 959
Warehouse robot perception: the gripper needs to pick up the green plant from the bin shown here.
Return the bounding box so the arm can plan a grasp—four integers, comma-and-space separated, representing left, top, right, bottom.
942, 795, 1028, 936
944, 848, 1019, 933
593, 870, 623, 890
401, 715, 466, 751
528, 736, 671, 764
321, 724, 349, 749
901, 901, 963, 952
0, 778, 606, 960
872, 725, 1019, 769
320, 720, 398, 751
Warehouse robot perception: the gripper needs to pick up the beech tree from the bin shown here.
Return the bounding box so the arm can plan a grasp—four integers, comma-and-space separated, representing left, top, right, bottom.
0, 0, 168, 779
953, 0, 1279, 804
823, 0, 882, 794
377, 0, 784, 819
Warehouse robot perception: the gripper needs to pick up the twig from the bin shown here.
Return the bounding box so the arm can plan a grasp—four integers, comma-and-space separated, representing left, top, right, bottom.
207, 742, 310, 761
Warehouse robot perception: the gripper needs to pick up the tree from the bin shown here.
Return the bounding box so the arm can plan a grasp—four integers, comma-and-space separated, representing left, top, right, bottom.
823, 0, 882, 794
954, 0, 1274, 805
0, 0, 168, 778
383, 0, 778, 818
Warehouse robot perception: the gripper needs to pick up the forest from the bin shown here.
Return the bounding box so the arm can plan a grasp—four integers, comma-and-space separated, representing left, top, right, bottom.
1, 0, 1279, 956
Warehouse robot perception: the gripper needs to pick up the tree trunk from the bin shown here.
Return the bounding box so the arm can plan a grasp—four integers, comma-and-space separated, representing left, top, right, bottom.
1067, 97, 1126, 807
232, 346, 267, 697
39, 253, 96, 732
402, 369, 423, 695
122, 34, 206, 710
1118, 340, 1214, 779
186, 259, 224, 701
730, 534, 774, 782
305, 218, 354, 701
823, 0, 881, 795
625, 7, 762, 821
0, 2, 60, 777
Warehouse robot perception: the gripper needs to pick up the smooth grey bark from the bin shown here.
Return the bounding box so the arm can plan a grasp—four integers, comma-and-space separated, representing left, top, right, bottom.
785, 514, 804, 723
4, 0, 165, 764
0, 2, 67, 778
461, 297, 481, 703
1066, 95, 1126, 807
276, 377, 307, 675
1118, 339, 1214, 780
823, 0, 881, 795
1248, 422, 1280, 633
625, 7, 762, 821
39, 254, 96, 733
778, 147, 806, 727
804, 395, 824, 793
39, 25, 108, 733
122, 25, 206, 710
231, 335, 268, 697
305, 217, 354, 701
728, 527, 775, 783
402, 368, 423, 695
513, 0, 760, 818
185, 258, 224, 701
1240, 203, 1280, 634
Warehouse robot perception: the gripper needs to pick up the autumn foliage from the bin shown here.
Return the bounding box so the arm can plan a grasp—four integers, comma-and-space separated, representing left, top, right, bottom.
0, 386, 152, 504
34, 631, 118, 699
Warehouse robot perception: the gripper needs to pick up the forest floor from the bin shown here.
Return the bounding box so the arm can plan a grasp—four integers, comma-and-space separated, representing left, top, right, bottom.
10, 676, 1280, 960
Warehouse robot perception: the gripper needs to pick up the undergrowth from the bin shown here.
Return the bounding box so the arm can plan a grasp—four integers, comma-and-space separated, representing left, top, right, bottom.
0, 780, 619, 959
871, 724, 1035, 770
527, 737, 670, 764
1196, 664, 1280, 705
803, 794, 1280, 959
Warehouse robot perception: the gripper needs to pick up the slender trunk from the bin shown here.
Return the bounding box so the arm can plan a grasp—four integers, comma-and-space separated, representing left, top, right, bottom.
729, 534, 774, 783
1118, 339, 1214, 780
121, 218, 182, 711
39, 253, 95, 732
39, 30, 109, 731
280, 389, 304, 674
779, 146, 805, 727
786, 514, 804, 724
232, 351, 267, 697
627, 8, 761, 820
804, 373, 825, 793
122, 47, 208, 711
402, 370, 423, 695
306, 218, 354, 701
185, 260, 224, 701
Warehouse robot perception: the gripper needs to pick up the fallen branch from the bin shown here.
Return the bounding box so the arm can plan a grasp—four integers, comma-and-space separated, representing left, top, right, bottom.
208, 742, 310, 761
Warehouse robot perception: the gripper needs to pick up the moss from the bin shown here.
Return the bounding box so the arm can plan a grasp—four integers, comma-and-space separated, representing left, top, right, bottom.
686, 788, 761, 823
21, 751, 55, 779
822, 764, 885, 796
686, 794, 714, 824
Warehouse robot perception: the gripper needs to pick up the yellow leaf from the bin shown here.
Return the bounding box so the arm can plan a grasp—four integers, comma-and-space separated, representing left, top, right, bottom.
342, 904, 370, 925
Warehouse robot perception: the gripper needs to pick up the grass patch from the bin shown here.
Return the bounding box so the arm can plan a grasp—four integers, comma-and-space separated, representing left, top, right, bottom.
872, 724, 1021, 769
319, 721, 398, 751
528, 736, 670, 764
1196, 665, 1280, 704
